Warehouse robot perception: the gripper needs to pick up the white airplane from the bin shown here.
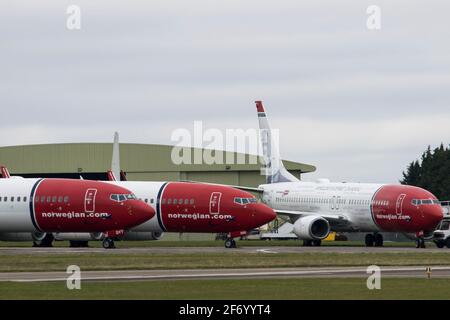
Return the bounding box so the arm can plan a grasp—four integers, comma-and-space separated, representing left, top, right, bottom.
243, 101, 443, 248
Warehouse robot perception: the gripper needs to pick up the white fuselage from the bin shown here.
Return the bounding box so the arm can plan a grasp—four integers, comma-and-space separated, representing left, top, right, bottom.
108, 181, 165, 233
260, 181, 385, 232
0, 179, 39, 232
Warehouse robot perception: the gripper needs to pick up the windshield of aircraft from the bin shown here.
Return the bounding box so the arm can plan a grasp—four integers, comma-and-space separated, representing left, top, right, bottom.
110, 194, 137, 202
234, 197, 258, 205
411, 199, 440, 205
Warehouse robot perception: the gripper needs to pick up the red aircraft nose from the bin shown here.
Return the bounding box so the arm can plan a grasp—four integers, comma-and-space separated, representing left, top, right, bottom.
120, 200, 155, 229
252, 204, 277, 228
421, 205, 443, 231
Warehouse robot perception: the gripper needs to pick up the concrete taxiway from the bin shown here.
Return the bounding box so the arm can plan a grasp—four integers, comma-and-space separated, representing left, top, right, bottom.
0, 266, 449, 282
0, 245, 447, 255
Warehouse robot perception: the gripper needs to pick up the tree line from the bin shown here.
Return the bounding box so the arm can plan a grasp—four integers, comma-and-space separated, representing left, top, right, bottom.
401, 143, 450, 200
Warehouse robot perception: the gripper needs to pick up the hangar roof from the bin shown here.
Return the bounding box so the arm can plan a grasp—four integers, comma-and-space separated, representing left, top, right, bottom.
0, 143, 316, 174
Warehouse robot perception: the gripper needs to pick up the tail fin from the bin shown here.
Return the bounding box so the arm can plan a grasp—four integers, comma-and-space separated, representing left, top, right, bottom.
111, 132, 121, 181
255, 101, 299, 184
110, 132, 128, 182
0, 166, 11, 179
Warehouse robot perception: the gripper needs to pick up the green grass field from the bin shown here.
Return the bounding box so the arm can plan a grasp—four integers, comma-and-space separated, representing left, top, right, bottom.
0, 251, 449, 272
0, 278, 448, 299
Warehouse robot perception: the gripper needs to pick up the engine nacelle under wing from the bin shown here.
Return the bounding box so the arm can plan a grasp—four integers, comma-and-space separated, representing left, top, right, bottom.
53, 232, 104, 241
293, 216, 330, 240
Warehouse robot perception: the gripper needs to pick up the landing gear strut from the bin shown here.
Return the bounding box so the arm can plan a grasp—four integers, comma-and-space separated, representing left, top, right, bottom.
102, 237, 115, 249
416, 237, 426, 248
224, 238, 237, 249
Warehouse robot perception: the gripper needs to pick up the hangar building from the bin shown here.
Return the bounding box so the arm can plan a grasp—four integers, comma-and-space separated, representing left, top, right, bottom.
0, 143, 315, 186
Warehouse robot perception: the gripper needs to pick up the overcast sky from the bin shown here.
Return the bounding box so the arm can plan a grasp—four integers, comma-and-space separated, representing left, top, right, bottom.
1, 1, 449, 183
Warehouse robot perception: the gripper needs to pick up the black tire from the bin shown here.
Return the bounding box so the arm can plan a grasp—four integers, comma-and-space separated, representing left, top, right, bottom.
420, 239, 426, 248
312, 240, 322, 247
445, 238, 450, 249
374, 233, 383, 247
436, 241, 445, 248
32, 233, 54, 247
365, 234, 374, 247
102, 238, 115, 249
303, 240, 313, 247
225, 239, 234, 249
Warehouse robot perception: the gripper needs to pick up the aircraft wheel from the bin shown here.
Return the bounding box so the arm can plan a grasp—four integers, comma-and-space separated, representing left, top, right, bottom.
416, 238, 426, 248
312, 240, 322, 246
32, 234, 54, 247
224, 239, 236, 249
303, 240, 313, 247
365, 234, 374, 247
102, 238, 115, 249
374, 233, 383, 247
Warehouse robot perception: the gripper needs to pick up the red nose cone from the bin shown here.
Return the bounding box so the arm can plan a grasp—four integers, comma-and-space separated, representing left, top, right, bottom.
122, 201, 155, 229
254, 204, 277, 227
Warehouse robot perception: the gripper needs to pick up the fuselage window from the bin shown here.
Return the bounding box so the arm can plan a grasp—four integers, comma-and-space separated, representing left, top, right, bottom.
64, 196, 69, 203
161, 198, 166, 204
151, 199, 155, 204
58, 196, 63, 203
10, 197, 14, 202
173, 199, 178, 205
3, 197, 7, 202
190, 199, 194, 205
17, 196, 21, 202
23, 196, 27, 202
167, 198, 172, 205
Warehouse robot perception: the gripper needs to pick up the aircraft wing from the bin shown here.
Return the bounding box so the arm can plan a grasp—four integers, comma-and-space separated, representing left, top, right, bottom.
274, 209, 350, 227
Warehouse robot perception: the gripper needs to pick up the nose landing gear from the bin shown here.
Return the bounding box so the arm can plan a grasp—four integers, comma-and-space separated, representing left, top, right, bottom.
224, 238, 237, 248
102, 237, 116, 249
415, 231, 426, 248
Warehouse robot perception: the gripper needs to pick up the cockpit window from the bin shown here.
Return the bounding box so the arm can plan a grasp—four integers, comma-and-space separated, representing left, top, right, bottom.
110, 193, 137, 202
234, 197, 258, 205
412, 199, 439, 206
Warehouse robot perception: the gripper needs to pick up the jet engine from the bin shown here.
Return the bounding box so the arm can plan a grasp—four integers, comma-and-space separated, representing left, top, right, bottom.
53, 232, 105, 241
293, 216, 330, 240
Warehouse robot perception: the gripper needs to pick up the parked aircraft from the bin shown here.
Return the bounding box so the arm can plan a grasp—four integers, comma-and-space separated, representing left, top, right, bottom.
0, 167, 155, 248
237, 101, 443, 248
